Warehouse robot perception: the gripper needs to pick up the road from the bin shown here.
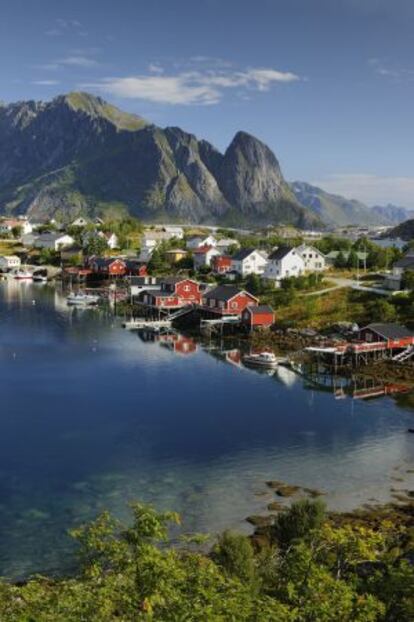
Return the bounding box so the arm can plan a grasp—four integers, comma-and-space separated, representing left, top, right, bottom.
304, 277, 392, 297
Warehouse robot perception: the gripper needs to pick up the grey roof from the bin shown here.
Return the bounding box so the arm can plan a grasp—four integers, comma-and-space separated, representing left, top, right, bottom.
37, 232, 71, 242
129, 276, 157, 285
161, 276, 189, 285
231, 248, 257, 261
394, 257, 414, 269
244, 305, 274, 314
203, 285, 244, 301
268, 245, 294, 261
362, 323, 413, 340
143, 289, 171, 298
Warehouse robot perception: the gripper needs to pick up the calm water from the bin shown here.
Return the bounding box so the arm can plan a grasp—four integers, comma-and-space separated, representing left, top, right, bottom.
1, 280, 414, 578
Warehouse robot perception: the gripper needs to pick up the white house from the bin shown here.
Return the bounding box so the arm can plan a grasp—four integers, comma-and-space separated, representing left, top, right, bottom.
0, 255, 21, 270
71, 217, 89, 228
34, 233, 75, 251
264, 246, 305, 283
215, 238, 240, 252
296, 244, 327, 272
142, 230, 176, 257
186, 235, 217, 250
162, 226, 184, 239
100, 232, 119, 250
230, 249, 268, 277
0, 217, 33, 236
192, 245, 221, 270
384, 254, 414, 291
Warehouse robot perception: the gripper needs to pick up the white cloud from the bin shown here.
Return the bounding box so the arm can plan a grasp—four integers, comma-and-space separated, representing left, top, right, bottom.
31, 80, 60, 86
82, 66, 300, 106
148, 63, 164, 74
57, 55, 98, 68
312, 174, 414, 208
45, 18, 86, 37
368, 58, 414, 81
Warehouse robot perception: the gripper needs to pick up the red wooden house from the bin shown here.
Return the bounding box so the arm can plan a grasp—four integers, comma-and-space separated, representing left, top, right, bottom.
212, 255, 232, 274
140, 277, 202, 309
91, 258, 127, 276
357, 323, 414, 349
202, 285, 258, 315
241, 305, 274, 330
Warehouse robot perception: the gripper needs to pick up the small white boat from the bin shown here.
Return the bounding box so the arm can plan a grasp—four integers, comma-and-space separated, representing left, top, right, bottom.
33, 273, 48, 283
243, 351, 280, 369
66, 292, 100, 306
13, 269, 33, 280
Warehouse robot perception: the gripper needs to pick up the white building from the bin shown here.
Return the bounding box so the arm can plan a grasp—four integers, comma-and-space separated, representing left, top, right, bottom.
162, 226, 184, 239
192, 246, 221, 270
186, 235, 217, 250
215, 238, 240, 252
71, 217, 89, 228
264, 246, 305, 283
296, 244, 327, 272
0, 255, 21, 270
230, 249, 268, 277
384, 254, 414, 291
0, 217, 33, 236
34, 233, 75, 251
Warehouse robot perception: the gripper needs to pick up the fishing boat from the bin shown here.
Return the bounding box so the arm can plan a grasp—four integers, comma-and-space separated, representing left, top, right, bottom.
243, 351, 280, 369
13, 269, 33, 280
66, 292, 100, 306
32, 271, 48, 283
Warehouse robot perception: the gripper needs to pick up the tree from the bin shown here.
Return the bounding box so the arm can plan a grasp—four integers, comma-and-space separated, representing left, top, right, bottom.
212, 530, 257, 584
367, 299, 397, 322
334, 251, 348, 269
11, 225, 22, 239
84, 235, 108, 257
271, 499, 326, 549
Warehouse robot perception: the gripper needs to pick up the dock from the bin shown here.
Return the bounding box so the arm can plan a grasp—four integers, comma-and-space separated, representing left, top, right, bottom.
122, 318, 172, 331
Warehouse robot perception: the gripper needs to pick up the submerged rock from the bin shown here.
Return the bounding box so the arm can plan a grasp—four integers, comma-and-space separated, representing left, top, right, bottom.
246, 514, 275, 527
275, 485, 300, 497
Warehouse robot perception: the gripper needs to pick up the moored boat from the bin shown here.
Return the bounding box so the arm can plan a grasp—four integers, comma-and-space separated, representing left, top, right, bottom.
66, 292, 100, 306
243, 351, 280, 368
13, 269, 33, 280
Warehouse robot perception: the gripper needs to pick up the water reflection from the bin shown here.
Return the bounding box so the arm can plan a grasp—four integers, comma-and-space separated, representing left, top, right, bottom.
0, 280, 414, 579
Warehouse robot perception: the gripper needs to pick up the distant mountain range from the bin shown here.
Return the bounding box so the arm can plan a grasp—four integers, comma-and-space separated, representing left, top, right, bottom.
290, 181, 414, 227
386, 218, 414, 241
0, 91, 411, 230
0, 92, 319, 229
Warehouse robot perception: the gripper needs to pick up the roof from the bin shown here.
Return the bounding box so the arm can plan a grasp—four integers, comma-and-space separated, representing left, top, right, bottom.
268, 245, 294, 261
203, 285, 257, 302
394, 257, 414, 269
164, 248, 186, 254
361, 323, 413, 340
144, 289, 172, 299
37, 233, 73, 242
231, 248, 259, 261
130, 276, 157, 285
244, 305, 274, 314
193, 245, 217, 254
161, 276, 186, 285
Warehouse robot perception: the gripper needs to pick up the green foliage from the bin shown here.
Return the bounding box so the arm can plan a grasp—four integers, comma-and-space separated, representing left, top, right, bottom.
0, 501, 413, 621
84, 235, 108, 256
212, 530, 257, 584
366, 298, 397, 322
272, 499, 326, 548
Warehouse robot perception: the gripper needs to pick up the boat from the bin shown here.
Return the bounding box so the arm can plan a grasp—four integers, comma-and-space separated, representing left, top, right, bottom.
242, 351, 280, 369
33, 272, 48, 283
66, 292, 100, 306
13, 269, 33, 280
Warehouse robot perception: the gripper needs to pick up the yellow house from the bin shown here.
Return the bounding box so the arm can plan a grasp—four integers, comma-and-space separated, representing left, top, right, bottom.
164, 248, 188, 263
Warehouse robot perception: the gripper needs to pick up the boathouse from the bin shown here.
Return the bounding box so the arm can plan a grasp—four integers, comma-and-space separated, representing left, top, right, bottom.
241, 305, 274, 330
202, 285, 258, 315
140, 278, 202, 309
358, 323, 414, 348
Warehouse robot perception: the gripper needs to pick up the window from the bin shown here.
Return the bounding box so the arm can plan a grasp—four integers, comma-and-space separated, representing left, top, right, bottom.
231, 301, 238, 309
183, 285, 191, 292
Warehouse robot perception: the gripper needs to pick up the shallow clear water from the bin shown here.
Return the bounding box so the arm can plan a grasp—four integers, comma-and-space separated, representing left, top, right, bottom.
0, 280, 414, 578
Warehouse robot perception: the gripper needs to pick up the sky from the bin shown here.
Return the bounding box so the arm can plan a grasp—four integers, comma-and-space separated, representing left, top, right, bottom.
1, 0, 414, 207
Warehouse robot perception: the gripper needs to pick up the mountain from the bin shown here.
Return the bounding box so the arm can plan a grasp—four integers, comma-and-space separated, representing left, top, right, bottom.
386, 219, 414, 241
290, 181, 385, 227
0, 92, 321, 228
371, 204, 414, 226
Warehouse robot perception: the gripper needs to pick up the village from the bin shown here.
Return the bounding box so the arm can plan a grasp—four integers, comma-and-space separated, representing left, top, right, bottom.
0, 214, 414, 379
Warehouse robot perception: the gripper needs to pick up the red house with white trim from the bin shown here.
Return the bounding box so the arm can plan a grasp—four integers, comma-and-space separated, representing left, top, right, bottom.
242, 305, 275, 329
140, 277, 202, 309
202, 285, 258, 315
212, 255, 232, 274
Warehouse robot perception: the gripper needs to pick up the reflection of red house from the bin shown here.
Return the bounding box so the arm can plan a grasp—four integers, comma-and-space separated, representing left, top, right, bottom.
212, 255, 232, 274
140, 278, 202, 309
158, 334, 197, 355
242, 305, 274, 329
202, 285, 258, 315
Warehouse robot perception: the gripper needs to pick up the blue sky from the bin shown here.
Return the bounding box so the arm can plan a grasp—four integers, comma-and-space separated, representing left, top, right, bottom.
2, 0, 414, 206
